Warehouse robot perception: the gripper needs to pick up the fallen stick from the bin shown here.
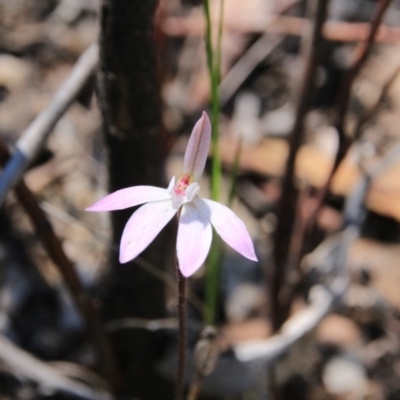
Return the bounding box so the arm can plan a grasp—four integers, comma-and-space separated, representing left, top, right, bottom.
0, 44, 98, 208
0, 139, 122, 389
234, 279, 346, 362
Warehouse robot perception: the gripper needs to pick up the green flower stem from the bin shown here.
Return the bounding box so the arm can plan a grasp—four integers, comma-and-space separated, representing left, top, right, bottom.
203, 0, 224, 326
216, 0, 224, 84
203, 0, 222, 201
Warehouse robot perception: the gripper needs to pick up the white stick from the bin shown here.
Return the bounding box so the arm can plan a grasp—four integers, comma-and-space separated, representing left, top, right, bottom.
0, 44, 98, 207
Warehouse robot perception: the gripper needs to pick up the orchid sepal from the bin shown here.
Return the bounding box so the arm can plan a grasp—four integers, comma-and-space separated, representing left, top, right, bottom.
86, 112, 257, 277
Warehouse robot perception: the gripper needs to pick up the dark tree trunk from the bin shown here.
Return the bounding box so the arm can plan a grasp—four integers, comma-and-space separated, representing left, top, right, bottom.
97, 1, 174, 397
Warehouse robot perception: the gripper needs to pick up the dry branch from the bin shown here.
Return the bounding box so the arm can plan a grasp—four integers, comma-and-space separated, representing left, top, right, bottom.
353, 64, 400, 140
0, 44, 98, 208
0, 139, 122, 389
234, 120, 400, 366
164, 15, 400, 44
311, 0, 393, 226
271, 0, 330, 331
234, 280, 346, 363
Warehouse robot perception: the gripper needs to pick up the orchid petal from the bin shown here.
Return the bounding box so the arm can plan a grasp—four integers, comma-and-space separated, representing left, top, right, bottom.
119, 200, 177, 263
171, 193, 185, 210
183, 111, 211, 181
195, 198, 258, 262
185, 182, 200, 202
177, 202, 212, 277
86, 186, 171, 212
167, 176, 176, 193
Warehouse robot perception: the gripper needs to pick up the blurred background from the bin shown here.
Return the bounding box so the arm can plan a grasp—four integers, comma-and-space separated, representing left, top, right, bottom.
2, 0, 400, 399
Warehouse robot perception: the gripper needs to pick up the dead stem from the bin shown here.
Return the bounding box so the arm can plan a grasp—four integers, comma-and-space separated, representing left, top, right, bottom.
0, 138, 123, 390
270, 0, 330, 331
307, 0, 393, 236
0, 45, 98, 208
187, 374, 202, 400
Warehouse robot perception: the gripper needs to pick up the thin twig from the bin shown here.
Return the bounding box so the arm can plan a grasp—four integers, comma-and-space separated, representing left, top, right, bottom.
202, 0, 223, 327
220, 35, 282, 107
278, 184, 313, 320
0, 44, 98, 208
219, 1, 299, 107
353, 64, 400, 141
308, 0, 392, 233
369, 141, 400, 179
104, 317, 202, 333
271, 0, 330, 331
164, 15, 400, 45
334, 0, 393, 149
0, 139, 122, 390
304, 3, 394, 293
238, 132, 400, 365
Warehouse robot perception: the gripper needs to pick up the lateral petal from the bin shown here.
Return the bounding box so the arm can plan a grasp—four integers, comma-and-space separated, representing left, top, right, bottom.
195, 198, 258, 262
177, 202, 212, 277
86, 186, 171, 212
119, 200, 177, 263
183, 112, 211, 181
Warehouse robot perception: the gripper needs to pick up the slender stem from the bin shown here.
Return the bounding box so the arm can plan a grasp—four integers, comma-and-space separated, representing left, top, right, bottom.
305, 0, 392, 236
176, 259, 187, 400
203, 0, 222, 202
270, 0, 330, 331
203, 0, 224, 327
216, 0, 224, 84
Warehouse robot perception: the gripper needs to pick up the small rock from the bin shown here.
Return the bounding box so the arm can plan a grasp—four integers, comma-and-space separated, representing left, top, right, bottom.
322, 355, 368, 397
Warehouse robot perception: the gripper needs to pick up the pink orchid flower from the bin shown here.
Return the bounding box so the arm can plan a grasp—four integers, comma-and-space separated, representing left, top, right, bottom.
86, 112, 257, 277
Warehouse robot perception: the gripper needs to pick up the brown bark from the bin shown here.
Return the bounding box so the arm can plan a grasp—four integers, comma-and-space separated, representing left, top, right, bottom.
98, 1, 174, 397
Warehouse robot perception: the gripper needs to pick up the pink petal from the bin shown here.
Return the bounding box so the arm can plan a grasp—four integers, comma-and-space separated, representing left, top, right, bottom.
195, 198, 258, 262
86, 186, 171, 212
120, 200, 177, 263
183, 111, 211, 181
177, 203, 212, 277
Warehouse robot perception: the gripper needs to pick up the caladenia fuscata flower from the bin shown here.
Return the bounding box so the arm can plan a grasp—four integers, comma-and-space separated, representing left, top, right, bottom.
86, 112, 257, 277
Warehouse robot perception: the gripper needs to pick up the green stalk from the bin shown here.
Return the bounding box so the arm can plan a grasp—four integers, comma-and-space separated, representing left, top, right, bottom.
203, 0, 224, 325
216, 0, 224, 84
203, 0, 222, 201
